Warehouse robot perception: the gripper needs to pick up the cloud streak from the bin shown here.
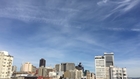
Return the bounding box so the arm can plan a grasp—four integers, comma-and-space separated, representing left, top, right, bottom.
97, 0, 140, 20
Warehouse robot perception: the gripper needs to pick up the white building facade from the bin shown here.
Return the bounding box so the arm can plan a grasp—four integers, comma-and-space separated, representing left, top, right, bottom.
0, 51, 13, 78
110, 66, 127, 79
95, 56, 106, 79
95, 53, 127, 79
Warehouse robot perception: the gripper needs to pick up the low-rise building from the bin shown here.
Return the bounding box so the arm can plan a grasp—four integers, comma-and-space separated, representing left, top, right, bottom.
64, 69, 83, 79
12, 66, 17, 73
21, 62, 32, 73
110, 66, 127, 79
38, 66, 47, 77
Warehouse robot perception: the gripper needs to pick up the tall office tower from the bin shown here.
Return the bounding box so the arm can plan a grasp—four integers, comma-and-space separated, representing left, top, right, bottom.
39, 58, 46, 67
95, 56, 106, 79
104, 53, 114, 67
110, 66, 127, 79
0, 51, 13, 78
61, 63, 75, 72
21, 62, 32, 72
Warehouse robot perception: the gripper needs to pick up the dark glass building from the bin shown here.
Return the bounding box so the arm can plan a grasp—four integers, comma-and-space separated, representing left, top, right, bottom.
39, 58, 46, 67
104, 53, 114, 67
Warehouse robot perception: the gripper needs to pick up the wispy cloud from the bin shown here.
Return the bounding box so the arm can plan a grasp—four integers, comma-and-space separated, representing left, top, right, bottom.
106, 28, 140, 32
97, 0, 109, 6
97, 0, 140, 20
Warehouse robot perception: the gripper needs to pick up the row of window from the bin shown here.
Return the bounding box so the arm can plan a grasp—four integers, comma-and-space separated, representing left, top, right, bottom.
0, 58, 12, 61
2, 65, 12, 67
112, 70, 126, 73
0, 72, 11, 74
0, 75, 10, 78
2, 62, 12, 64
113, 77, 127, 79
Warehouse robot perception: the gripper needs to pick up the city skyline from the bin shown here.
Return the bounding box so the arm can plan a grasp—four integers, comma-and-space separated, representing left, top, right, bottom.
0, 0, 140, 77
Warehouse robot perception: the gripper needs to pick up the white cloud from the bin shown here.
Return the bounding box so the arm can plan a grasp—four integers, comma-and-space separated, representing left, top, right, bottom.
131, 29, 140, 32
106, 28, 140, 32
107, 28, 125, 31
97, 0, 109, 6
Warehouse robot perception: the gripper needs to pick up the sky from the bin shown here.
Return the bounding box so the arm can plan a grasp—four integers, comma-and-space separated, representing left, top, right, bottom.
0, 0, 140, 77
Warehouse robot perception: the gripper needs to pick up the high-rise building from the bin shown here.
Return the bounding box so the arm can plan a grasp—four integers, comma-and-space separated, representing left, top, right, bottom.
95, 56, 106, 79
21, 62, 32, 72
95, 52, 114, 79
0, 51, 13, 78
39, 58, 46, 67
95, 52, 127, 79
104, 53, 114, 67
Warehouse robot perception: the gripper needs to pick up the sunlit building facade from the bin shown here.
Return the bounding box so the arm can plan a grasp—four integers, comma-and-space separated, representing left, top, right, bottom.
0, 51, 13, 78
95, 52, 114, 79
21, 62, 32, 72
110, 66, 127, 79
95, 56, 106, 79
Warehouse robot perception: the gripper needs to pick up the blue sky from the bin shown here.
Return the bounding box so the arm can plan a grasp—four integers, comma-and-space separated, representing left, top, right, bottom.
0, 0, 140, 77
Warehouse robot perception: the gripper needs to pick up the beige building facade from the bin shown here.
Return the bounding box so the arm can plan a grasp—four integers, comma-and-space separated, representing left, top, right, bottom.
0, 51, 13, 78
64, 69, 83, 79
21, 62, 32, 72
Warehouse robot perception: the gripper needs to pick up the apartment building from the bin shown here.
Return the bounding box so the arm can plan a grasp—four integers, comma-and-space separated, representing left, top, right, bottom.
0, 51, 13, 78
110, 66, 127, 79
